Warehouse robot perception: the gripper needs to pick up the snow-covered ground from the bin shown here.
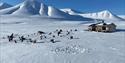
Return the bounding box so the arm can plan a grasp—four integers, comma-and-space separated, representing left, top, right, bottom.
0, 15, 125, 63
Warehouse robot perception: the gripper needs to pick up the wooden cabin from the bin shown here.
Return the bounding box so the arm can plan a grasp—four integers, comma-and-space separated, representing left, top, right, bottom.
88, 22, 116, 32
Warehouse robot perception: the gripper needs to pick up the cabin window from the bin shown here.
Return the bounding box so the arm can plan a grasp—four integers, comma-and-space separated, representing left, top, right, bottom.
102, 26, 106, 30
92, 26, 96, 31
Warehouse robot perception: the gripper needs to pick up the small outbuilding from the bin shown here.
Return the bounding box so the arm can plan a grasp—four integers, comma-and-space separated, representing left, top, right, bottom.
88, 21, 116, 32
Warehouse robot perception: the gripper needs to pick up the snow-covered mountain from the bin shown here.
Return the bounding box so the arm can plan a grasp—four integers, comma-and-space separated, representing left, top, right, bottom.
0, 2, 12, 10
60, 9, 124, 21
0, 0, 124, 21
1, 0, 123, 21
79, 10, 124, 21
0, 0, 41, 15
0, 0, 93, 21
0, 0, 78, 17
12, 0, 41, 15
60, 8, 82, 15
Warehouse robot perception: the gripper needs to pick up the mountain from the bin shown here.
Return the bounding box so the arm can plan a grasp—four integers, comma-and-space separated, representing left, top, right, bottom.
12, 0, 41, 15
0, 2, 12, 10
60, 8, 82, 15
0, 0, 92, 20
79, 10, 124, 21
0, 0, 93, 21
0, 0, 70, 17
60, 9, 124, 21
0, 0, 124, 21
0, 0, 41, 15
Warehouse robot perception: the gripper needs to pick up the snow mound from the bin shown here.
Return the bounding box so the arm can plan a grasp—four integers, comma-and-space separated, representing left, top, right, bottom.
0, 2, 12, 10
79, 10, 125, 21
12, 0, 41, 15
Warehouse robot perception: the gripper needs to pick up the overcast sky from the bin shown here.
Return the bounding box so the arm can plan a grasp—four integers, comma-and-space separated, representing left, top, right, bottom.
1, 0, 125, 15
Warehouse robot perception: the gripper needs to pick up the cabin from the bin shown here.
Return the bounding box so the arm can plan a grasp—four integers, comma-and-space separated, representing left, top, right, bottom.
88, 22, 116, 32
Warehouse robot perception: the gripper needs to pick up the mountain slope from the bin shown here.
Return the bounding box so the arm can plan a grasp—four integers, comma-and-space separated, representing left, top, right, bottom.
0, 3, 12, 10
79, 10, 124, 21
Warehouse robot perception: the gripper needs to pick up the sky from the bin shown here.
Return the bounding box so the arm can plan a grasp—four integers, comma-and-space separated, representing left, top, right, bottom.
0, 0, 125, 15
